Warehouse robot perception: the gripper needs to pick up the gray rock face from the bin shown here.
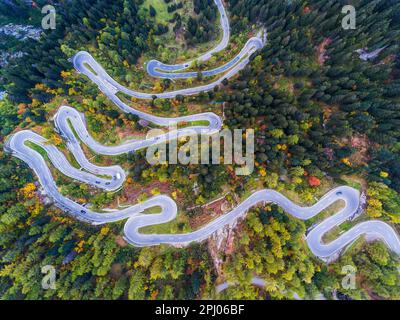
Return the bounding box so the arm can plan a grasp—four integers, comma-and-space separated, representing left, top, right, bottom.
0, 50, 25, 67
0, 23, 42, 41
355, 46, 388, 61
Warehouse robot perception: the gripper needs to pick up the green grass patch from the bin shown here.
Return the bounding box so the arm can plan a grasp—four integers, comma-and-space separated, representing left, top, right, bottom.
140, 0, 174, 23
177, 120, 210, 128
139, 206, 191, 234
25, 141, 49, 161
82, 62, 98, 76
340, 175, 364, 191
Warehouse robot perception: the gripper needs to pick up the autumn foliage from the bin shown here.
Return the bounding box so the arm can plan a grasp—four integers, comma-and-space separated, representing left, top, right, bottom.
308, 176, 321, 187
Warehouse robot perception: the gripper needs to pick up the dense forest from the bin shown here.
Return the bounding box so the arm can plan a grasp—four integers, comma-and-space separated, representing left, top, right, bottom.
2, 0, 149, 103
0, 0, 399, 300
185, 0, 218, 45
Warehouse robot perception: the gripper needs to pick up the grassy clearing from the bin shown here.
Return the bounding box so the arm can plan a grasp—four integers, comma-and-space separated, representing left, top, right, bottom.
340, 175, 365, 191
177, 120, 210, 128
306, 200, 345, 228
139, 211, 192, 234
143, 206, 163, 214
64, 151, 81, 169
140, 0, 176, 24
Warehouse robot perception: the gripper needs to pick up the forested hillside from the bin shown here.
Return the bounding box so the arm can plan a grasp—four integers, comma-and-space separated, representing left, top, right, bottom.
0, 0, 399, 300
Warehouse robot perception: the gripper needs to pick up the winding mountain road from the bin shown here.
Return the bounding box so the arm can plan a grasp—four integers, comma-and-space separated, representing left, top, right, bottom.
4, 0, 400, 262
5, 119, 400, 259
72, 34, 264, 100
71, 0, 265, 100
11, 130, 125, 192
146, 0, 231, 78
216, 277, 326, 300
146, 37, 263, 79
54, 106, 221, 156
